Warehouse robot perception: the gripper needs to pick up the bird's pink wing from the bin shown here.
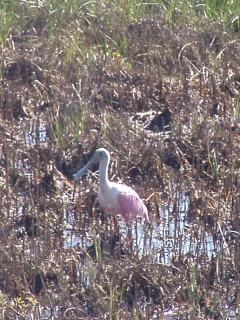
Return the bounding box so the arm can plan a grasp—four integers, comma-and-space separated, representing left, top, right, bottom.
117, 191, 148, 223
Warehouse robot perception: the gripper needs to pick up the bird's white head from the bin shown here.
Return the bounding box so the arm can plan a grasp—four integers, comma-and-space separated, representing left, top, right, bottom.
94, 148, 110, 163
74, 148, 110, 180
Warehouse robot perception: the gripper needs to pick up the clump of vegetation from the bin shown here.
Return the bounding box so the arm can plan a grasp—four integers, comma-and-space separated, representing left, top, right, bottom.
1, 0, 240, 318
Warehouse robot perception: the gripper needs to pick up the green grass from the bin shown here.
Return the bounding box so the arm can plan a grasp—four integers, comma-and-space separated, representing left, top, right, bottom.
1, 0, 240, 318
0, 1, 18, 45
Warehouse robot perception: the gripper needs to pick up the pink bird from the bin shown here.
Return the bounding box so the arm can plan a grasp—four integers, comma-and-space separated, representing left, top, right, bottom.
74, 148, 149, 228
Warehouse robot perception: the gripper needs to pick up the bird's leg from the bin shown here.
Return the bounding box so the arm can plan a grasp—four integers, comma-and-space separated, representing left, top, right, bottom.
110, 215, 121, 257
134, 219, 138, 249
126, 221, 132, 244
112, 215, 119, 233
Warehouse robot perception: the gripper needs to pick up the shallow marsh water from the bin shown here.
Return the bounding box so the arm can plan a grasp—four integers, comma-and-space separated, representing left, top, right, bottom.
6, 116, 238, 319
63, 181, 236, 319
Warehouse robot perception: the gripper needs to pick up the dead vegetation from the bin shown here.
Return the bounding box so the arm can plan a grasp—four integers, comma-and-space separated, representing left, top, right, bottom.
1, 1, 240, 319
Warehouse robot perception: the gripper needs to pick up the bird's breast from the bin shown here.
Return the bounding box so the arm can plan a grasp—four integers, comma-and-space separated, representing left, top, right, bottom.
98, 182, 123, 213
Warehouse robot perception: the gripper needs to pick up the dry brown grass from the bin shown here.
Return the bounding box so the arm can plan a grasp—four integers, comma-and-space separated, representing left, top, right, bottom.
1, 1, 240, 319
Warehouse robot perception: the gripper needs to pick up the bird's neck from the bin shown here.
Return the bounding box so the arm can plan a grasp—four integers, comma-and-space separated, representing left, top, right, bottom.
99, 159, 110, 187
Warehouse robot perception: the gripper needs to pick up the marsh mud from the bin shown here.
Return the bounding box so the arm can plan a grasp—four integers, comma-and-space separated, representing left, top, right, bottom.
1, 2, 240, 318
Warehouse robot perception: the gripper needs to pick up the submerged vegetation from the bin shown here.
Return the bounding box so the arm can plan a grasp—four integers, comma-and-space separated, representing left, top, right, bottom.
1, 0, 240, 318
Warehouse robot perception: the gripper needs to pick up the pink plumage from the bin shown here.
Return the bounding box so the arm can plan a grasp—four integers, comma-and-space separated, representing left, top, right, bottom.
117, 190, 149, 224
74, 148, 149, 228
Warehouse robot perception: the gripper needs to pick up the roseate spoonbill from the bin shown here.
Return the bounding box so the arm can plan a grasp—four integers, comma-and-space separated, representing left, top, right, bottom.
74, 148, 149, 228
